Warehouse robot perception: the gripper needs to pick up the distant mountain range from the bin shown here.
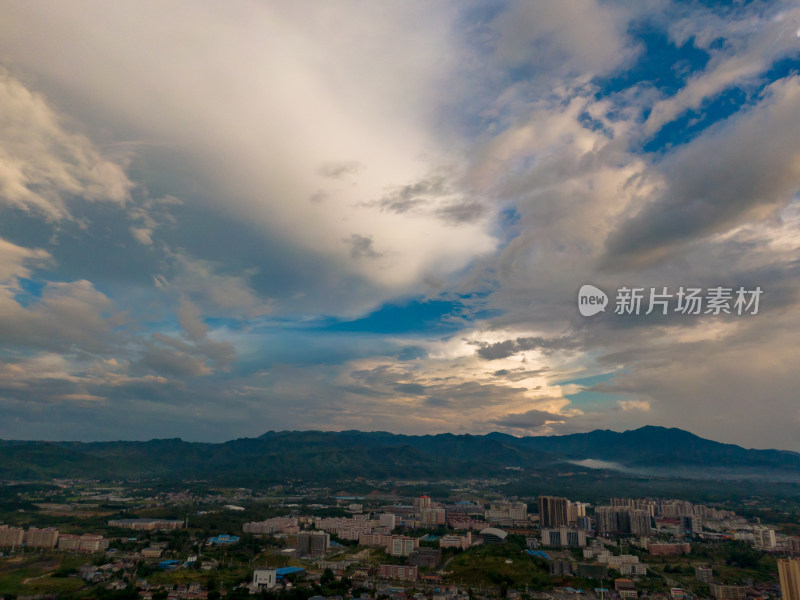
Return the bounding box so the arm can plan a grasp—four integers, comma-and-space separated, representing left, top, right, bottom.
1, 426, 798, 484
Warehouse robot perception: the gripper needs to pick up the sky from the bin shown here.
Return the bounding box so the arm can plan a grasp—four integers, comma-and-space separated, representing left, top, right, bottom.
0, 1, 799, 449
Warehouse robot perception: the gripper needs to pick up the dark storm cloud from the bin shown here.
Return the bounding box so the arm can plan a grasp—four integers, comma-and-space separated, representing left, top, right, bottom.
366, 174, 486, 225
349, 364, 536, 411
475, 336, 580, 360
493, 367, 549, 381
373, 175, 449, 214
393, 382, 427, 396
435, 200, 486, 224
491, 408, 565, 429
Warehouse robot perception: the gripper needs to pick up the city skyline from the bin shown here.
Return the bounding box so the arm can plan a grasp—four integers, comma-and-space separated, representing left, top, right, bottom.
1, 2, 800, 448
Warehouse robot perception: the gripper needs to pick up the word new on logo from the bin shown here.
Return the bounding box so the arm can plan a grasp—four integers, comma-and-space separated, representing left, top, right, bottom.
578, 284, 608, 317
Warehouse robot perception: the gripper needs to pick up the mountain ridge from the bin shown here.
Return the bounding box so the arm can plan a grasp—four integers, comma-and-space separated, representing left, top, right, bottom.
1, 426, 798, 483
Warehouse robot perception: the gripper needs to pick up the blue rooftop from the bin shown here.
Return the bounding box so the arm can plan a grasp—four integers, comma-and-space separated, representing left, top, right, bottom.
276, 566, 305, 579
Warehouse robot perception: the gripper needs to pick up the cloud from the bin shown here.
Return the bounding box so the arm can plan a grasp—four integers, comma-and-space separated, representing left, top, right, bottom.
135, 297, 238, 378
0, 351, 169, 413
177, 298, 209, 343
605, 76, 800, 268
371, 174, 450, 215
0, 69, 131, 220
0, 2, 496, 296
435, 200, 485, 224
393, 382, 427, 396
616, 399, 650, 412
491, 408, 566, 429
0, 277, 120, 355
345, 234, 383, 260
0, 236, 51, 282
318, 160, 361, 180
129, 227, 153, 245
0, 2, 799, 448
127, 194, 182, 247
475, 336, 580, 360
157, 251, 271, 317
644, 4, 800, 135
60, 393, 105, 402
487, 0, 640, 81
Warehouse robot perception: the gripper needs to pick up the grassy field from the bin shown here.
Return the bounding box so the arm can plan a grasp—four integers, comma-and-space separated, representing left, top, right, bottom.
0, 553, 87, 597
443, 543, 551, 590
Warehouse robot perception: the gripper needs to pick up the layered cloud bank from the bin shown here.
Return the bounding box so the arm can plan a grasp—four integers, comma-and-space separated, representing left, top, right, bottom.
0, 1, 799, 448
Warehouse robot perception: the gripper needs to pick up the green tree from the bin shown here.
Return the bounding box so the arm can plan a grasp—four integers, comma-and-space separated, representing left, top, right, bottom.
321, 568, 335, 586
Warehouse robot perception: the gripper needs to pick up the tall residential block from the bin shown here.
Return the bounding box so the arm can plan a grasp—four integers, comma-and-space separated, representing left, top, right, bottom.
297, 531, 329, 557
539, 496, 569, 527
779, 558, 800, 600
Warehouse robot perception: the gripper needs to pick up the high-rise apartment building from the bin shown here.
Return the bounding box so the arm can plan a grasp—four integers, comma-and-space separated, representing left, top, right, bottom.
378, 513, 396, 529
23, 527, 59, 549
413, 496, 432, 510
389, 536, 418, 556
779, 558, 800, 600
595, 507, 651, 537
297, 531, 329, 557
538, 496, 569, 527
753, 526, 777, 549
0, 525, 24, 548
541, 527, 587, 547
420, 508, 446, 526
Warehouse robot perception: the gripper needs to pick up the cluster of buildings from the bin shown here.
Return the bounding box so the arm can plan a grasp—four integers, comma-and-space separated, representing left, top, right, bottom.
359, 534, 419, 556
52, 533, 110, 552
6, 489, 795, 598
546, 541, 649, 578
646, 541, 692, 555
243, 516, 300, 535
439, 531, 472, 550
239, 499, 483, 560
312, 515, 379, 541
138, 580, 208, 600
107, 518, 185, 531
595, 506, 652, 538
533, 494, 800, 556
0, 524, 108, 552
484, 501, 528, 527
237, 496, 501, 570
379, 564, 419, 582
